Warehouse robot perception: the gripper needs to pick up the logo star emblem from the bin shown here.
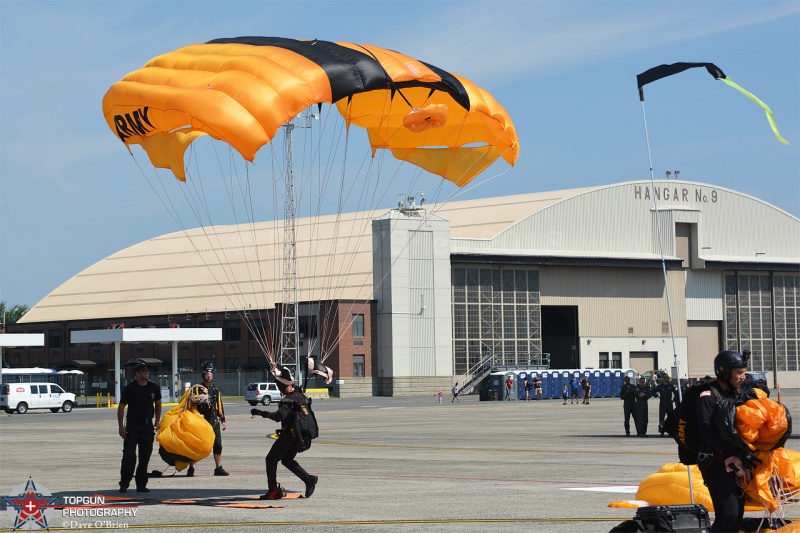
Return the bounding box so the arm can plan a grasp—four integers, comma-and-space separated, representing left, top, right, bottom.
5, 478, 56, 529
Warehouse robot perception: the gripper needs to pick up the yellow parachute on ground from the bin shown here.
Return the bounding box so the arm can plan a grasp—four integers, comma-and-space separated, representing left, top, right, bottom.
634, 390, 797, 513
634, 452, 800, 512
102, 37, 518, 186
157, 387, 215, 472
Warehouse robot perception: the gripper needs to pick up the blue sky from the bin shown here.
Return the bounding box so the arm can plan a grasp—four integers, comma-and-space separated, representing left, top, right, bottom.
1, 1, 798, 310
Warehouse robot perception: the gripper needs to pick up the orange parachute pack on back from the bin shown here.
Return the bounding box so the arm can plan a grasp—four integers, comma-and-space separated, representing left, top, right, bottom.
102, 37, 519, 186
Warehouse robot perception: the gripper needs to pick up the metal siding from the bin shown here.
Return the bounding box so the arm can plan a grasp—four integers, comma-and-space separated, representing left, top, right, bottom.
686, 270, 724, 320
541, 266, 686, 337
409, 231, 435, 375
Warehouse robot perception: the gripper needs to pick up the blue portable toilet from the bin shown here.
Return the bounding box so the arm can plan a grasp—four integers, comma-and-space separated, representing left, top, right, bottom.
590, 370, 602, 397
517, 372, 528, 400
561, 370, 572, 399
611, 369, 623, 397
540, 370, 551, 398
602, 370, 613, 397
487, 372, 505, 401
549, 371, 561, 399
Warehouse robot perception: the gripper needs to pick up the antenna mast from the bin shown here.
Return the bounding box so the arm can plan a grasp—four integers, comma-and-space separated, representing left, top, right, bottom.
280, 112, 315, 383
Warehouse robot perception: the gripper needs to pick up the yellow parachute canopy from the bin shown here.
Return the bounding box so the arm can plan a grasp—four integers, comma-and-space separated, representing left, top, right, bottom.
102, 37, 518, 185
157, 388, 215, 471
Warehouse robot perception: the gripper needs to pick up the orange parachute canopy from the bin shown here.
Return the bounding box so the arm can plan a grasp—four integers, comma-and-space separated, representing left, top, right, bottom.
157, 388, 215, 471
102, 37, 518, 186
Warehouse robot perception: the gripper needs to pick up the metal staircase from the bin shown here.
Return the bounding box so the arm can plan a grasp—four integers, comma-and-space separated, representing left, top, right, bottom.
458, 352, 496, 395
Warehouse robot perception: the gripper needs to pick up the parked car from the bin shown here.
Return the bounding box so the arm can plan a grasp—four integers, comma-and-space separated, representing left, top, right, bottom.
245, 382, 281, 406
0, 383, 76, 414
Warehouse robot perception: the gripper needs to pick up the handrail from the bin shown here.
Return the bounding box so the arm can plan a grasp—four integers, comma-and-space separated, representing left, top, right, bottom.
458, 352, 495, 395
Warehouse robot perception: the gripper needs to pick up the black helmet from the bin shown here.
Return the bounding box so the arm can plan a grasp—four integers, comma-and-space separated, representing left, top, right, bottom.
272, 365, 295, 394
714, 350, 749, 381
201, 361, 215, 374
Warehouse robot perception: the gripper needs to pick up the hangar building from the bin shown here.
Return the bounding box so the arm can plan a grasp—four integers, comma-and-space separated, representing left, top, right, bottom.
9, 180, 800, 396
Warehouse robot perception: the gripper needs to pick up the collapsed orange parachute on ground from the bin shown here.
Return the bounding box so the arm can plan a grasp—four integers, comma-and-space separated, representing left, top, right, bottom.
157, 388, 215, 472
102, 37, 518, 186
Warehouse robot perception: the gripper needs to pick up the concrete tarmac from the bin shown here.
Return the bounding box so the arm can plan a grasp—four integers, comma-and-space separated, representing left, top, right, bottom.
1, 390, 798, 532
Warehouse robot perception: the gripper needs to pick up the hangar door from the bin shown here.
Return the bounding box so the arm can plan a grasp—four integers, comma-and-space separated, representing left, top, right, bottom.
629, 352, 656, 375
687, 320, 721, 378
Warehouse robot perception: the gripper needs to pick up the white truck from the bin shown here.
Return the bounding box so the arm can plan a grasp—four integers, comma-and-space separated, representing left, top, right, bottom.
0, 382, 76, 414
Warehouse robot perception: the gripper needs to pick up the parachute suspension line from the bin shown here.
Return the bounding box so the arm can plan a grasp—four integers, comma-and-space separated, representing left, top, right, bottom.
639, 97, 691, 503
130, 148, 271, 359
447, 165, 514, 201
180, 151, 275, 358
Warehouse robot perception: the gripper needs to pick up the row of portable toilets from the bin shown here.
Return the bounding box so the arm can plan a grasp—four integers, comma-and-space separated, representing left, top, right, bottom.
482, 369, 638, 401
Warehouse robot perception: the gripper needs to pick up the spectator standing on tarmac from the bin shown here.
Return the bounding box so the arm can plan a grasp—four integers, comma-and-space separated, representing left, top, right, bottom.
569, 376, 581, 404
438, 389, 442, 403
634, 377, 652, 437
581, 377, 591, 404
188, 362, 228, 477
505, 376, 513, 400
653, 374, 678, 437
619, 376, 636, 436
451, 383, 460, 403
523, 378, 531, 401
561, 383, 569, 405
117, 362, 162, 493
533, 374, 542, 401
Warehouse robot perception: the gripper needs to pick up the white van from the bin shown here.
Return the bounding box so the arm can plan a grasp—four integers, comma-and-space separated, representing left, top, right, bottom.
0, 383, 76, 414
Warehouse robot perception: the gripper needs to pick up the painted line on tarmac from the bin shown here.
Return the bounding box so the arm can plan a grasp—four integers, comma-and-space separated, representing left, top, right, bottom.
315, 440, 673, 456
562, 485, 639, 493
13, 517, 629, 530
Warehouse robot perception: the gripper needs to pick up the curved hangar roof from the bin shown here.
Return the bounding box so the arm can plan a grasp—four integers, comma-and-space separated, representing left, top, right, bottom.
21, 181, 799, 323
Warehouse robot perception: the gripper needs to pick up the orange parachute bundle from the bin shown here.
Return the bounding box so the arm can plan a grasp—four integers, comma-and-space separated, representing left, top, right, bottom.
157, 387, 215, 471
735, 389, 795, 512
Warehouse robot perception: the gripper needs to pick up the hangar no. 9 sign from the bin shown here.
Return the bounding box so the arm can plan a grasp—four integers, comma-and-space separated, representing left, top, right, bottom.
633, 185, 718, 204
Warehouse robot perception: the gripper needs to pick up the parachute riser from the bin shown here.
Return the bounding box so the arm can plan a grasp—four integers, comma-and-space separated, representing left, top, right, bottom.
639, 98, 691, 504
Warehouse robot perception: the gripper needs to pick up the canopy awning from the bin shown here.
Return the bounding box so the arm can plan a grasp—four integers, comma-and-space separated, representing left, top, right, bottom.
125, 357, 164, 367
69, 360, 98, 367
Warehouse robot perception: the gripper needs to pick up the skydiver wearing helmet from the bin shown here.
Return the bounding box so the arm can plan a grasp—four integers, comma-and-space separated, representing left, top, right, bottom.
694, 350, 757, 532
251, 365, 318, 500
188, 361, 228, 477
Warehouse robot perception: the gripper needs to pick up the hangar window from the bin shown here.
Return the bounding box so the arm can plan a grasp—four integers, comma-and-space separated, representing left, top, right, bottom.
48, 329, 63, 349
599, 352, 609, 368
451, 266, 541, 373
726, 272, 800, 372
223, 320, 241, 342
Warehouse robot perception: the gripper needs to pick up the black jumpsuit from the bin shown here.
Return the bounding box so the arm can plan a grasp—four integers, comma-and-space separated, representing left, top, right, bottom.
653, 381, 678, 436
263, 390, 314, 492
695, 381, 745, 532
619, 382, 637, 436
633, 383, 652, 437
